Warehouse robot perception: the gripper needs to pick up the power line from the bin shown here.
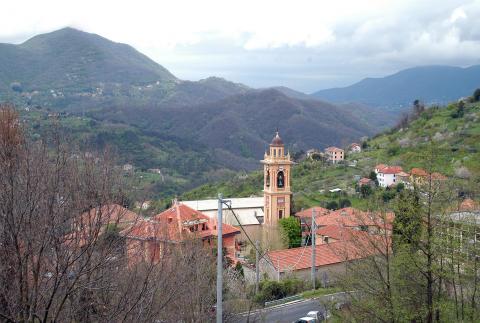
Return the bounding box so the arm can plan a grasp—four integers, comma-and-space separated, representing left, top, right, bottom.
223, 202, 276, 267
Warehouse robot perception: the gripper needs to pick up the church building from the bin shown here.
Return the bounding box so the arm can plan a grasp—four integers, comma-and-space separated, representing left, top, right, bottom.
262, 131, 293, 226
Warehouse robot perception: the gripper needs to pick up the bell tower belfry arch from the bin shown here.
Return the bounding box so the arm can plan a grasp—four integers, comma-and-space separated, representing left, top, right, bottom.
262, 131, 293, 226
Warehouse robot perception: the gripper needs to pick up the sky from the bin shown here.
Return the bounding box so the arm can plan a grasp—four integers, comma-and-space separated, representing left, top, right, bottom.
1, 0, 479, 92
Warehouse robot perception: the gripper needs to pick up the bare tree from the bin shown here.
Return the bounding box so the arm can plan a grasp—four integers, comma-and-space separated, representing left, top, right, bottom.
0, 104, 222, 322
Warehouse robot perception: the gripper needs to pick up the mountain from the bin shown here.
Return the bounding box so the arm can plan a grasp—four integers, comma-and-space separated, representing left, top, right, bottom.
2, 27, 387, 198
0, 28, 249, 109
183, 98, 480, 211
312, 65, 480, 110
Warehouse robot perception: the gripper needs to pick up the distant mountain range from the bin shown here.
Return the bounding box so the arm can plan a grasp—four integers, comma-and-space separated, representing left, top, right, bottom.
312, 65, 480, 109
4, 27, 473, 196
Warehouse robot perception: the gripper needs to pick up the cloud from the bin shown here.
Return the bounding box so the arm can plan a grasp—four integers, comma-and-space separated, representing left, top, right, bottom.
0, 0, 479, 92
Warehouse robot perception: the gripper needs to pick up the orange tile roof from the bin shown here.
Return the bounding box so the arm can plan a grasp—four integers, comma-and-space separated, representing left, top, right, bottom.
375, 164, 386, 171
316, 225, 371, 242
267, 239, 383, 272
78, 204, 140, 228
315, 207, 394, 231
378, 166, 403, 174
410, 168, 428, 177
295, 207, 331, 218
359, 177, 373, 185
122, 202, 240, 242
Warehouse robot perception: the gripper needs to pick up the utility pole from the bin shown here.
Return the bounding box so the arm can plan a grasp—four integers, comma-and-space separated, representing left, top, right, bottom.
311, 208, 316, 290
255, 240, 260, 294
216, 193, 223, 323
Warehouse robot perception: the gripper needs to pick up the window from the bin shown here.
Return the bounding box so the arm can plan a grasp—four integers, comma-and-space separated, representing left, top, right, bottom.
266, 170, 270, 187
279, 210, 283, 219
277, 171, 285, 188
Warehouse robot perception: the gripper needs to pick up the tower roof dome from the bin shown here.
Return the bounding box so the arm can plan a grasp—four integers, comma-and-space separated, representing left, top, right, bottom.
270, 131, 284, 146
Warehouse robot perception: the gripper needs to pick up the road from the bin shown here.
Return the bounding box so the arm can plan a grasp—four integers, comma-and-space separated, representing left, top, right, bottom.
233, 297, 332, 323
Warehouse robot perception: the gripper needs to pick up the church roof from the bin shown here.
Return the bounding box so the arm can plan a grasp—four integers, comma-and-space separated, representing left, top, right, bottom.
270, 131, 284, 146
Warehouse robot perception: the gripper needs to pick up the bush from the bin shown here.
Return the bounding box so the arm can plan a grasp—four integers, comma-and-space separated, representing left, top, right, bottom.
360, 185, 373, 198
339, 198, 352, 208
382, 189, 397, 202
387, 144, 401, 156
325, 200, 339, 210
279, 217, 302, 248
254, 278, 305, 304
473, 88, 480, 102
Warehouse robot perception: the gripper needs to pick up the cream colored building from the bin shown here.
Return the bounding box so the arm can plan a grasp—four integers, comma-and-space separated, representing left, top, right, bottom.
261, 131, 293, 227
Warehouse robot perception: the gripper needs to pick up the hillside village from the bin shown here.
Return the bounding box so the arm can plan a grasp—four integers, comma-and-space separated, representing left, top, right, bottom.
51, 95, 480, 305
2, 20, 480, 322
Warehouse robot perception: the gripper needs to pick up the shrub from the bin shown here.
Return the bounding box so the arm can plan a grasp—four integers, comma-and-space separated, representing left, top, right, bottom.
279, 217, 302, 248
473, 88, 480, 102
387, 144, 401, 156
339, 198, 352, 208
254, 278, 305, 303
360, 185, 373, 198
325, 200, 339, 210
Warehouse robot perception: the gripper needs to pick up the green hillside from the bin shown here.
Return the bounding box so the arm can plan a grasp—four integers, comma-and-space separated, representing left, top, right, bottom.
182, 98, 480, 210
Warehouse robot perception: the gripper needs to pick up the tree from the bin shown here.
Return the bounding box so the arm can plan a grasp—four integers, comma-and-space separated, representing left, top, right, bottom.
393, 189, 422, 248
473, 88, 480, 102
0, 104, 231, 322
339, 198, 352, 208
325, 200, 339, 210
279, 217, 302, 248
360, 184, 373, 198
369, 171, 378, 185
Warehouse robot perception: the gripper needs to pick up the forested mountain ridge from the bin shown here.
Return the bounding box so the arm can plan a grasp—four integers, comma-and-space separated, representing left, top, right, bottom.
183, 96, 480, 211
5, 27, 386, 198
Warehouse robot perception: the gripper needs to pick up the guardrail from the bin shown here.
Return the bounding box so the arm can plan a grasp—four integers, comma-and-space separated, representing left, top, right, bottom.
264, 294, 302, 307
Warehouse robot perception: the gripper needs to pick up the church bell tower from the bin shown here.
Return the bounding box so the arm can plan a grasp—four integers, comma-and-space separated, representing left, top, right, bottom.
262, 131, 293, 226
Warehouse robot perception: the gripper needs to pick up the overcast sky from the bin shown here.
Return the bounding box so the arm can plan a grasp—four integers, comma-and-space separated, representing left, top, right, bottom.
1, 0, 479, 92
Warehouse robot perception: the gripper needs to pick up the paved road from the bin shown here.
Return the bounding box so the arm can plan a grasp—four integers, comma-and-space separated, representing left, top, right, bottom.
233, 298, 329, 323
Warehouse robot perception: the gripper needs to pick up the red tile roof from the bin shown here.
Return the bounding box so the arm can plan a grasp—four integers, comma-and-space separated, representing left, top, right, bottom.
78, 204, 140, 228
121, 202, 240, 242
295, 207, 331, 218
410, 168, 428, 177
266, 239, 382, 272
378, 166, 403, 174
316, 225, 371, 242
375, 164, 386, 171
359, 178, 373, 185
315, 207, 394, 231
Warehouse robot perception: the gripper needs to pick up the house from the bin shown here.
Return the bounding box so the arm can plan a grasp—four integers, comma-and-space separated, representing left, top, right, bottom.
121, 201, 240, 265
349, 143, 361, 153
396, 171, 411, 185
67, 204, 140, 247
375, 164, 403, 187
358, 177, 374, 187
259, 229, 384, 282
409, 168, 447, 187
325, 147, 344, 163
296, 206, 394, 245
123, 163, 134, 172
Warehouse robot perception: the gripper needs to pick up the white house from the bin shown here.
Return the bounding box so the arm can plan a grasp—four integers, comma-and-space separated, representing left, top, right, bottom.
375, 164, 403, 187
349, 143, 361, 153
